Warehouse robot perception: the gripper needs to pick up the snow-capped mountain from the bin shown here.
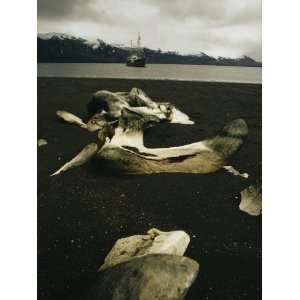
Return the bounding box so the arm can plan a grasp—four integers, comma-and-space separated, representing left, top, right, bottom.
83, 38, 106, 50
38, 32, 106, 50
38, 32, 79, 40
37, 32, 261, 67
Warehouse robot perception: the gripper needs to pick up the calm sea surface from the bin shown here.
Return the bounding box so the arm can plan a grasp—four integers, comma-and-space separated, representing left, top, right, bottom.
38, 63, 261, 84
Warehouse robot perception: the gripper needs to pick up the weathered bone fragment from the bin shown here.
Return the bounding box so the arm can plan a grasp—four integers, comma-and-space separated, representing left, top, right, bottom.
51, 143, 98, 176
87, 88, 194, 125
99, 228, 190, 271
86, 113, 111, 132
239, 183, 262, 216
37, 139, 47, 147
128, 87, 158, 108
87, 90, 131, 118
223, 165, 249, 178
56, 110, 87, 128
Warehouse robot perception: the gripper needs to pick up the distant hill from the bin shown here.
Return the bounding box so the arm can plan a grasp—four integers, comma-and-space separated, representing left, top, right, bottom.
37, 33, 262, 67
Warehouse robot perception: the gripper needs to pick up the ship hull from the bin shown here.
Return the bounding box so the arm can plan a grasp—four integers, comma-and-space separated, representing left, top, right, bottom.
126, 58, 146, 67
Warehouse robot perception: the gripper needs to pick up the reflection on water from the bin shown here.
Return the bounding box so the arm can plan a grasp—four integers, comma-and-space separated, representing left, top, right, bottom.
38, 63, 261, 84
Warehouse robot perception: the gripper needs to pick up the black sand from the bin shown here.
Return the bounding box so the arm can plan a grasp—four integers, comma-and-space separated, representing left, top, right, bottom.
38, 78, 262, 300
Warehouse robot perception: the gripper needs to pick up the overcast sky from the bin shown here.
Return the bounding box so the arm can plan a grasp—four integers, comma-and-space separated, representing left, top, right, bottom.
37, 0, 261, 60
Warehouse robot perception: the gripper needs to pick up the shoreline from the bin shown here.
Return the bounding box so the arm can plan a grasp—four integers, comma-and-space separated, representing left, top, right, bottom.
37, 76, 262, 85
37, 63, 261, 84
37, 62, 262, 68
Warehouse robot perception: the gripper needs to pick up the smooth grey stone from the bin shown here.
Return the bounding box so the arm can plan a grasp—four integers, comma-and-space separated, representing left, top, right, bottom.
86, 254, 199, 300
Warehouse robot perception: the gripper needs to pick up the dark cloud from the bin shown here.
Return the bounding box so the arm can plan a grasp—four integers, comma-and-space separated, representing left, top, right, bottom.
37, 0, 105, 22
145, 0, 261, 26
148, 0, 226, 22
37, 0, 261, 61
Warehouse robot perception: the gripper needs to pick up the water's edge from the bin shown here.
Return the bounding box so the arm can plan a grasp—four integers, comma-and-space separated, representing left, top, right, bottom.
38, 63, 261, 84
37, 75, 262, 85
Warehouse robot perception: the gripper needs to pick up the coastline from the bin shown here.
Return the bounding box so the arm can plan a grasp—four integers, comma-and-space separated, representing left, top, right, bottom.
37, 75, 262, 85
38, 78, 262, 300
37, 63, 262, 84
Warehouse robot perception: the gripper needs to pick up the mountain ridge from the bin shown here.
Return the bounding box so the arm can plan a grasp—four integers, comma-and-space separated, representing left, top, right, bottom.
37, 33, 262, 67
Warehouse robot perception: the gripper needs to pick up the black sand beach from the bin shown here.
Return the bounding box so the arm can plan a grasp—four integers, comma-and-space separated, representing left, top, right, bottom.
38, 78, 261, 300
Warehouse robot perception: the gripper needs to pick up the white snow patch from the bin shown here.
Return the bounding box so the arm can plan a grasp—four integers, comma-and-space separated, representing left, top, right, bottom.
83, 38, 106, 50
38, 32, 106, 50
37, 32, 78, 40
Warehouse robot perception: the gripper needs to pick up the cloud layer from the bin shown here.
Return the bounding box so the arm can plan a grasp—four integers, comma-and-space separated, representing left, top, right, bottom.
38, 0, 261, 60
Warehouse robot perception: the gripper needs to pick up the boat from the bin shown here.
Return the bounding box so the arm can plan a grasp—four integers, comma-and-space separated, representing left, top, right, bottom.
126, 33, 146, 67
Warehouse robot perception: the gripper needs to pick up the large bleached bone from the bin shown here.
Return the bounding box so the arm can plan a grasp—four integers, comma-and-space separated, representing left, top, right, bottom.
51, 143, 98, 176
87, 88, 194, 125
54, 90, 248, 176
56, 110, 87, 129
99, 228, 190, 271
98, 119, 248, 174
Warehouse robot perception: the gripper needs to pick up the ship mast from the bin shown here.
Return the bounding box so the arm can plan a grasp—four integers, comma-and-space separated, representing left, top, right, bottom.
137, 32, 141, 48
